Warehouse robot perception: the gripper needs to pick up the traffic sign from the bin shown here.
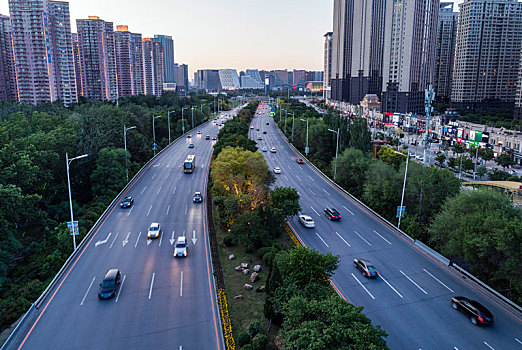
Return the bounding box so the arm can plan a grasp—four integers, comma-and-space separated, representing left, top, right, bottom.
305, 147, 310, 155
396, 206, 406, 218
67, 221, 79, 236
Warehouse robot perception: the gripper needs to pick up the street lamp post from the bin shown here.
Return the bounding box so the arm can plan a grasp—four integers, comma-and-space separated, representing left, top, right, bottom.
182, 106, 188, 134
300, 118, 309, 155
290, 112, 295, 142
394, 151, 410, 229
328, 128, 340, 180
191, 106, 195, 129
152, 115, 162, 156
285, 109, 288, 134
66, 153, 88, 251
167, 111, 174, 144
124, 125, 136, 183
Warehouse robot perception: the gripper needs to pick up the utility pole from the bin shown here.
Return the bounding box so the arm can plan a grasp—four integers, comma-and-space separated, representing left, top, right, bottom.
124, 125, 136, 183
423, 85, 435, 166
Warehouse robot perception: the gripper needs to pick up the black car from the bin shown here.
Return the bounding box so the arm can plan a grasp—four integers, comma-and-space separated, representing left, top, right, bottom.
98, 269, 122, 299
205, 135, 210, 140
451, 297, 494, 326
324, 207, 341, 221
266, 122, 269, 125
353, 259, 379, 278
120, 196, 134, 208
263, 131, 267, 134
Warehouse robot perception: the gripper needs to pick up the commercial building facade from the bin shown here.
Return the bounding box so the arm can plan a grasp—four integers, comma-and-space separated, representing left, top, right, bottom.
218, 69, 240, 90
0, 14, 16, 101
434, 2, 458, 102
152, 34, 175, 83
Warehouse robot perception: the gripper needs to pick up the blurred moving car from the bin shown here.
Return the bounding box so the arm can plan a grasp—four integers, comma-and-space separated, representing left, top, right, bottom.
298, 215, 315, 228
451, 297, 494, 326
296, 158, 304, 164
193, 192, 202, 203
353, 259, 379, 278
273, 167, 281, 174
147, 223, 161, 239
120, 196, 134, 208
270, 147, 276, 153
98, 269, 122, 299
174, 236, 188, 257
324, 207, 341, 221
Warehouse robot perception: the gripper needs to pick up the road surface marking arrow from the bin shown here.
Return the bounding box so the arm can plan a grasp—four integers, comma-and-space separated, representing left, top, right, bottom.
95, 232, 112, 247
191, 230, 197, 245
147, 238, 152, 246
122, 232, 130, 247
170, 231, 175, 246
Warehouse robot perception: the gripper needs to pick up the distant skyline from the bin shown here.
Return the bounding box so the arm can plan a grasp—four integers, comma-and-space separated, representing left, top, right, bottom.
0, 0, 340, 76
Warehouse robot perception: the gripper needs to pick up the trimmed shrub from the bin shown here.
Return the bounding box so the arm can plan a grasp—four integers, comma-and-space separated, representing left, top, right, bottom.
237, 331, 251, 347
241, 345, 254, 350
223, 234, 235, 247
247, 320, 261, 337
252, 334, 268, 350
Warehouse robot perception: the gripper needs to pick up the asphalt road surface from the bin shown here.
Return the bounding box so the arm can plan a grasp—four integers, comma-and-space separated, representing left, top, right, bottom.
7, 110, 240, 350
251, 104, 522, 350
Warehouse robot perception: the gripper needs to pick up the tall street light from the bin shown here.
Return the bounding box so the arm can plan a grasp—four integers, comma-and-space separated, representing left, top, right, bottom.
300, 118, 309, 156
328, 128, 340, 180
124, 125, 136, 183
394, 150, 410, 229
182, 106, 188, 134
152, 115, 162, 156
191, 106, 195, 129
66, 153, 88, 251
290, 112, 295, 142
167, 111, 175, 144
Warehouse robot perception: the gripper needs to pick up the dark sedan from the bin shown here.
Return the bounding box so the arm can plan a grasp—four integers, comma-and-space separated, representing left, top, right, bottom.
324, 207, 341, 221
451, 297, 494, 326
98, 269, 122, 299
120, 196, 134, 208
353, 259, 379, 278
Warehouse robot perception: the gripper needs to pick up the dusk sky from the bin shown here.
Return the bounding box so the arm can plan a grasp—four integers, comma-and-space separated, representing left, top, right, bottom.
0, 0, 466, 76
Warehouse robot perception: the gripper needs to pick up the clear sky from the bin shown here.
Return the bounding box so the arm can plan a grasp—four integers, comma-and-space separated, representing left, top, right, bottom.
0, 0, 336, 76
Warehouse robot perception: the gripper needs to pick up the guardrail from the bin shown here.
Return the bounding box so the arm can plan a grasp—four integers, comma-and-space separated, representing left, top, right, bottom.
272, 119, 522, 316
1, 120, 211, 350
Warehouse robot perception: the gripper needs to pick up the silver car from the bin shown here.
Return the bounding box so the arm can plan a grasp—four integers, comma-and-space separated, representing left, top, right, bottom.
173, 236, 188, 257
298, 215, 315, 228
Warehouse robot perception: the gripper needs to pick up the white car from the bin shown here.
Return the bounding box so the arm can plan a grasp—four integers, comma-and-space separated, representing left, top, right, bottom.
147, 223, 161, 239
261, 146, 268, 152
173, 236, 188, 257
270, 147, 276, 153
273, 167, 281, 174
299, 215, 315, 228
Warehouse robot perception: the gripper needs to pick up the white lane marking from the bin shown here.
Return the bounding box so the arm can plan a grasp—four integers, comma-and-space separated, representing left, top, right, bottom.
400, 270, 428, 294
323, 188, 331, 196
170, 231, 176, 245
284, 175, 289, 181
122, 232, 130, 247
188, 186, 192, 194
148, 273, 155, 299
515, 338, 522, 345
159, 233, 163, 247
135, 231, 141, 248
178, 164, 181, 168
483, 342, 495, 350
351, 273, 375, 300
296, 175, 302, 181
165, 174, 169, 180
147, 205, 152, 216
167, 163, 171, 168
342, 206, 355, 215
423, 269, 454, 292
454, 347, 459, 350
178, 173, 182, 179
157, 186, 162, 194
95, 232, 112, 247
311, 206, 320, 217
141, 186, 147, 194
308, 175, 315, 182
166, 205, 170, 216
379, 274, 403, 298
354, 231, 371, 246
315, 232, 329, 248
115, 275, 126, 303
80, 277, 96, 306
308, 188, 316, 196
180, 271, 183, 297
180, 346, 182, 350
288, 165, 292, 170
335, 232, 351, 247
185, 205, 188, 215
153, 163, 160, 167
192, 230, 197, 245
173, 186, 177, 195
373, 230, 392, 245
110, 232, 119, 248
152, 173, 157, 179
126, 206, 134, 216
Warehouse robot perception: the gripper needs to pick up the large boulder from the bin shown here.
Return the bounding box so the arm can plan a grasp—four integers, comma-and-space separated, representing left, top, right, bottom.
240, 262, 249, 269
244, 284, 253, 290
253, 265, 261, 272
242, 269, 250, 275
234, 295, 243, 300
235, 266, 243, 272
229, 254, 236, 260
250, 272, 259, 283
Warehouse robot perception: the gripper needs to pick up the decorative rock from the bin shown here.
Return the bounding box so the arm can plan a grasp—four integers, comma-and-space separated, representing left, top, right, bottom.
242, 269, 250, 275
244, 284, 253, 290
240, 262, 248, 269
250, 272, 258, 283
235, 266, 243, 272
253, 265, 261, 272
256, 285, 265, 293
234, 295, 243, 300
229, 254, 236, 260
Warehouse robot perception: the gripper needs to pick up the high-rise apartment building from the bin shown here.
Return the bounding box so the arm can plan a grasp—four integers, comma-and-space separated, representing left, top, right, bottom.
452, 0, 522, 109
331, 0, 386, 105
152, 35, 175, 83
142, 38, 164, 97
381, 0, 439, 114
71, 33, 82, 98
8, 0, 77, 105
131, 33, 144, 95
516, 51, 522, 119
195, 69, 221, 91
434, 2, 458, 102
76, 16, 118, 101
0, 14, 16, 101
324, 32, 333, 100
174, 63, 188, 95
114, 25, 133, 97
219, 69, 240, 90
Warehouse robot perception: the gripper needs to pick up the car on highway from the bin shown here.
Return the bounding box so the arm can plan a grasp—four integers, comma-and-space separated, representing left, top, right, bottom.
206, 135, 210, 140
266, 122, 269, 125
273, 167, 281, 174
298, 215, 315, 228
193, 192, 202, 203
174, 236, 188, 257
261, 146, 268, 152
353, 259, 379, 278
147, 223, 161, 239
250, 126, 254, 129
263, 131, 267, 134
258, 136, 262, 140
256, 128, 259, 131
98, 269, 122, 299
296, 158, 304, 164
120, 196, 134, 208
186, 134, 192, 138
197, 131, 202, 135
324, 207, 341, 221
188, 143, 194, 148
270, 147, 276, 153
451, 297, 494, 326
212, 136, 217, 141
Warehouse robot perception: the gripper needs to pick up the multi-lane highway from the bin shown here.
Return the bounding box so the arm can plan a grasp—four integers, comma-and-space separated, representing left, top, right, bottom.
251, 104, 522, 349
6, 110, 239, 350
